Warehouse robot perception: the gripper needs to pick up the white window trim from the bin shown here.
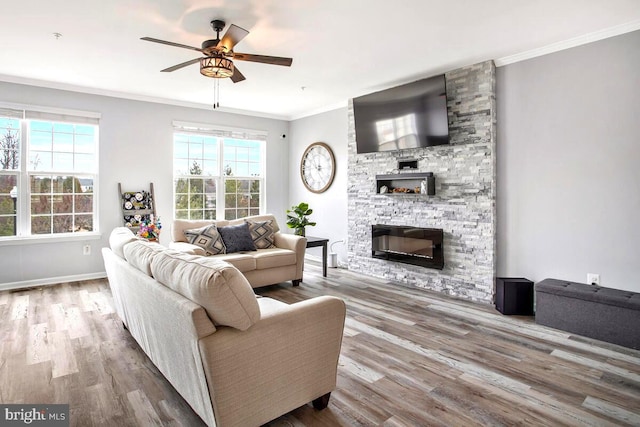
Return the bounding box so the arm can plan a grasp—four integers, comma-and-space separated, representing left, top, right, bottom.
0, 231, 102, 246
0, 103, 100, 242
172, 124, 267, 221
172, 120, 267, 139
0, 101, 101, 121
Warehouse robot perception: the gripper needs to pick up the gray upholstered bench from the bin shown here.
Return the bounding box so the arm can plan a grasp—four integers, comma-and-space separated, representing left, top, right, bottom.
535, 278, 640, 350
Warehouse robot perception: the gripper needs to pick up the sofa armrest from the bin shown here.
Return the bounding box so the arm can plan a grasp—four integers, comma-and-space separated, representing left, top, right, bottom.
168, 241, 206, 256
274, 233, 306, 281
198, 296, 346, 427
273, 232, 305, 251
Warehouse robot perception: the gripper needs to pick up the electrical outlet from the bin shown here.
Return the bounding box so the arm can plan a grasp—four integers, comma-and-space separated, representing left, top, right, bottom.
83, 245, 91, 256
587, 273, 600, 286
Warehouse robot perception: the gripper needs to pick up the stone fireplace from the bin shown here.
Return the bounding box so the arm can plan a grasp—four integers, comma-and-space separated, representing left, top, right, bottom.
347, 61, 496, 304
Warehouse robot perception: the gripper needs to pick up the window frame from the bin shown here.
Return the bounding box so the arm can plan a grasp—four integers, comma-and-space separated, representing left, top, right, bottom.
0, 104, 100, 245
172, 122, 266, 221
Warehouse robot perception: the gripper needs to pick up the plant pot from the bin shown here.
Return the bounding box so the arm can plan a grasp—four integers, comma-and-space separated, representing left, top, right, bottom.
295, 227, 306, 237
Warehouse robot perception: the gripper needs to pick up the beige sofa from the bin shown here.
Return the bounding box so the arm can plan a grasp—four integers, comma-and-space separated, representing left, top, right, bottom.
170, 214, 306, 287
102, 227, 346, 427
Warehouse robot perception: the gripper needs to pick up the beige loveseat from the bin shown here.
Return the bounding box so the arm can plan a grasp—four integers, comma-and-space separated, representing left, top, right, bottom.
102, 227, 346, 427
170, 214, 306, 287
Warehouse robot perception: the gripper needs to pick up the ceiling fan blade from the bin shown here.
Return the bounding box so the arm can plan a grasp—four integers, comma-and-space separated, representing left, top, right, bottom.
233, 53, 293, 67
218, 24, 249, 53
161, 58, 202, 72
141, 37, 202, 52
230, 66, 246, 83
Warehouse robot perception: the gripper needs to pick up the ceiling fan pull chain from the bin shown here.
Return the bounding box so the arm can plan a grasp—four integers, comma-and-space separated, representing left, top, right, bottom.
213, 79, 219, 109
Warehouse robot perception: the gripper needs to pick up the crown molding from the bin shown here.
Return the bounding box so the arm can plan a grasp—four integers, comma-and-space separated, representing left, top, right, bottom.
495, 20, 640, 67
3, 20, 639, 120
0, 74, 290, 121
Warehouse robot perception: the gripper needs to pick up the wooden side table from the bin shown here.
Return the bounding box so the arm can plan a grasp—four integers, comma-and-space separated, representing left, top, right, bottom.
305, 236, 329, 278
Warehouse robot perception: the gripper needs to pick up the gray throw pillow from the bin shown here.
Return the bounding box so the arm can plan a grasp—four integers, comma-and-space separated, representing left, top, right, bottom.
218, 222, 257, 253
245, 219, 276, 249
183, 224, 226, 256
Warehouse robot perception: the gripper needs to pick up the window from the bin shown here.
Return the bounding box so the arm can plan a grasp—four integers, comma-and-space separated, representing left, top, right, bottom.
173, 123, 265, 221
0, 106, 99, 239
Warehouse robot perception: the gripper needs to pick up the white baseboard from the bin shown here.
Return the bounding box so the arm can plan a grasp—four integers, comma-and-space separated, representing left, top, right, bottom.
305, 253, 322, 263
0, 272, 107, 292
304, 254, 346, 269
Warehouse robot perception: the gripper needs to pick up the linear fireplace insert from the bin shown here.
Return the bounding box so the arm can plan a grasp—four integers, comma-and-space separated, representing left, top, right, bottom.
372, 224, 444, 269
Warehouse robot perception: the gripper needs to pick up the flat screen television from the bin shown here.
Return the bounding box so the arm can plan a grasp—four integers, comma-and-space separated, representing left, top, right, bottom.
353, 74, 449, 154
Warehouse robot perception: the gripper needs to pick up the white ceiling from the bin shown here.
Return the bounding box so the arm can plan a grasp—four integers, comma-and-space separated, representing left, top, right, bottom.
1, 0, 639, 120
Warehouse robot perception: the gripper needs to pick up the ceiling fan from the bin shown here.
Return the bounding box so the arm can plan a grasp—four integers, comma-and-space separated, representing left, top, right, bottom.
141, 19, 293, 84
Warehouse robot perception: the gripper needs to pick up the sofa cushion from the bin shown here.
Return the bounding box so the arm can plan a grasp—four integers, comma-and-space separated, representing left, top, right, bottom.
184, 224, 227, 255
150, 251, 260, 331
218, 223, 256, 253
213, 253, 257, 272
169, 241, 207, 256
123, 239, 164, 276
172, 219, 230, 243
246, 219, 276, 249
253, 248, 297, 270
109, 227, 138, 258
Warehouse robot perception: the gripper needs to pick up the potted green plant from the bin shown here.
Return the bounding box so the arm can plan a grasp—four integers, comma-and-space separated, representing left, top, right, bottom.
286, 202, 316, 236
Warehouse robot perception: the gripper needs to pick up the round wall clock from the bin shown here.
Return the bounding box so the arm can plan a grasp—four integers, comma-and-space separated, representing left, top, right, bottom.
300, 142, 336, 193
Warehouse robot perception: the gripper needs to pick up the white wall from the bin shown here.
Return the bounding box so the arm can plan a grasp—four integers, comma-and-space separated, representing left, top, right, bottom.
290, 31, 640, 293
288, 108, 349, 265
4, 29, 638, 292
497, 30, 640, 292
0, 82, 289, 288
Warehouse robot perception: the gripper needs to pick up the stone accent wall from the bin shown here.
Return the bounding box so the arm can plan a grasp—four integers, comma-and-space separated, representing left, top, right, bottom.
347, 61, 497, 303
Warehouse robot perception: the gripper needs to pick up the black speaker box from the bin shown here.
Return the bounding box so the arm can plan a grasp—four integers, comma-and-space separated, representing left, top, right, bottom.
495, 277, 534, 315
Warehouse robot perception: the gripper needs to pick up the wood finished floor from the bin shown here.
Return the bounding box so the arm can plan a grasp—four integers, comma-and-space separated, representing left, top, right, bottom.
1, 261, 640, 426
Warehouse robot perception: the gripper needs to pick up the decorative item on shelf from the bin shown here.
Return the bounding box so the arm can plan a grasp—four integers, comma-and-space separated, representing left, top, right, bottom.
420, 180, 428, 195
286, 202, 316, 237
392, 187, 412, 193
423, 172, 436, 196
380, 185, 388, 194
137, 215, 162, 241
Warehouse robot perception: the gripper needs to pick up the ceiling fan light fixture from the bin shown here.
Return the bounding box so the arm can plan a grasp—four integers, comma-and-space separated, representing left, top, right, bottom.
200, 55, 234, 78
